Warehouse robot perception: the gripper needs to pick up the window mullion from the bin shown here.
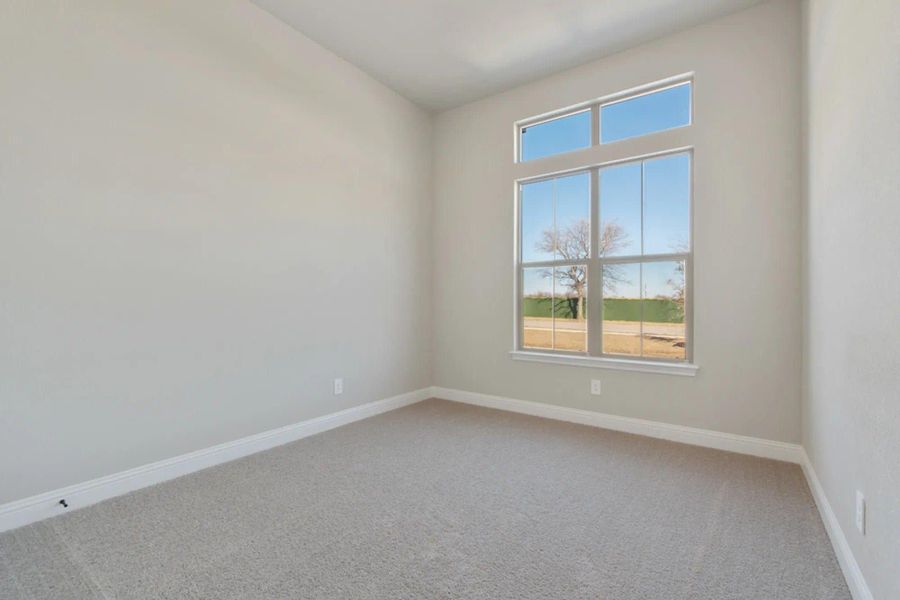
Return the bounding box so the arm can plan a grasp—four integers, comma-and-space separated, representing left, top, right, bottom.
588, 167, 601, 356
639, 161, 645, 358
551, 179, 557, 350
521, 259, 581, 269
598, 252, 690, 265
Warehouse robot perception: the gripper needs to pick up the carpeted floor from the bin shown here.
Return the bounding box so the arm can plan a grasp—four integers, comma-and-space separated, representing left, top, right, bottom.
0, 399, 849, 599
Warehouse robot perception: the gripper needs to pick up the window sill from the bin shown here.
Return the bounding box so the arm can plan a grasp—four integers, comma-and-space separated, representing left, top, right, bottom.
509, 350, 699, 376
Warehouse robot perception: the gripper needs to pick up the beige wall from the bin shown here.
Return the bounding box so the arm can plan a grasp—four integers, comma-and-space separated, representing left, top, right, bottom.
803, 0, 900, 597
0, 1, 432, 504
433, 0, 803, 443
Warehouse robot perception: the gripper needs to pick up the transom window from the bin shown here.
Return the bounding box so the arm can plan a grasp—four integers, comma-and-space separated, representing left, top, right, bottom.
518, 80, 691, 162
514, 77, 694, 368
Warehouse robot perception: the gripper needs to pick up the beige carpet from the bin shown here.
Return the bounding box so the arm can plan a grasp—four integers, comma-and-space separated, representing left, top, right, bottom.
0, 399, 849, 599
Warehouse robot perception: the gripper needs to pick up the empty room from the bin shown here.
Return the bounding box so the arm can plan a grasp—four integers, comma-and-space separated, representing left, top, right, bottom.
1, 0, 897, 598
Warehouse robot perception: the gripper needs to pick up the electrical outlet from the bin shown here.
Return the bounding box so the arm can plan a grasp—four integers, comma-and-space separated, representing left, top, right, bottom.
590, 379, 602, 395
855, 491, 866, 535
333, 378, 343, 395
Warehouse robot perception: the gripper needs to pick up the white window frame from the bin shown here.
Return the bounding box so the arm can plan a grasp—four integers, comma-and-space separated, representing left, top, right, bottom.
511, 75, 698, 376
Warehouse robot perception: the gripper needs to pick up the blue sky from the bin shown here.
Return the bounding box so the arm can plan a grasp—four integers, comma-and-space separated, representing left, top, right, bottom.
521, 110, 591, 162
601, 153, 690, 256
521, 153, 689, 298
520, 84, 690, 300
521, 172, 590, 263
601, 84, 690, 143
519, 82, 690, 160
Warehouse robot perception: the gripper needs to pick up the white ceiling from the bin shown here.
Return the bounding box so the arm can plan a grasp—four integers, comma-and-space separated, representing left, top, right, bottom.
252, 0, 762, 111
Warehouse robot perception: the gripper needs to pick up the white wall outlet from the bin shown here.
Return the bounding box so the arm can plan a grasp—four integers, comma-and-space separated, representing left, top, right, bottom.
590, 379, 602, 395
855, 490, 866, 535
333, 378, 343, 395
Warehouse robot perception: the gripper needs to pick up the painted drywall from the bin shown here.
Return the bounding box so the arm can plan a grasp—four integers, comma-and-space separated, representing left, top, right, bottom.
803, 0, 900, 597
433, 0, 803, 443
0, 1, 432, 505
251, 0, 763, 110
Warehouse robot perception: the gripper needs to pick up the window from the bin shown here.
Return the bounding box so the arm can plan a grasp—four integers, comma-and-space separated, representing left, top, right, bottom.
517, 81, 692, 162
520, 110, 591, 161
600, 82, 691, 143
520, 172, 590, 352
514, 77, 696, 374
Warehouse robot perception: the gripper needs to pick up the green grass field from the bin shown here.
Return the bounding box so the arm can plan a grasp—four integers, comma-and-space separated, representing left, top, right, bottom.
523, 297, 683, 323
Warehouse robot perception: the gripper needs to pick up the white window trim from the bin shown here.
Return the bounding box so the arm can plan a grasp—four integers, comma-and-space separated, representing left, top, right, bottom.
508, 350, 699, 376
513, 76, 697, 375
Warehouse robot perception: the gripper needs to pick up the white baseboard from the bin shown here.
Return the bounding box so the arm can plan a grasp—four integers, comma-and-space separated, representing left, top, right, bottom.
0, 388, 431, 534
430, 386, 805, 464
800, 450, 873, 600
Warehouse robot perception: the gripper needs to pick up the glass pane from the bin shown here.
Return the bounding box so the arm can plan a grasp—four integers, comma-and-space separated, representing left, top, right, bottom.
641, 261, 686, 360
600, 83, 691, 143
522, 268, 554, 350
643, 153, 690, 255
599, 162, 641, 257
520, 110, 591, 161
553, 265, 587, 352
553, 173, 590, 262
520, 179, 554, 263
601, 262, 641, 356
521, 173, 590, 264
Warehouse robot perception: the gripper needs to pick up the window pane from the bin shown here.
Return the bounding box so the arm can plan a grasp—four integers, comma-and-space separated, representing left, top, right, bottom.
522, 266, 587, 352
643, 153, 690, 255
521, 173, 590, 264
600, 83, 691, 144
522, 268, 554, 350
554, 173, 590, 262
641, 261, 686, 360
553, 265, 587, 352
520, 180, 554, 263
520, 110, 591, 161
601, 262, 641, 356
599, 163, 641, 257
